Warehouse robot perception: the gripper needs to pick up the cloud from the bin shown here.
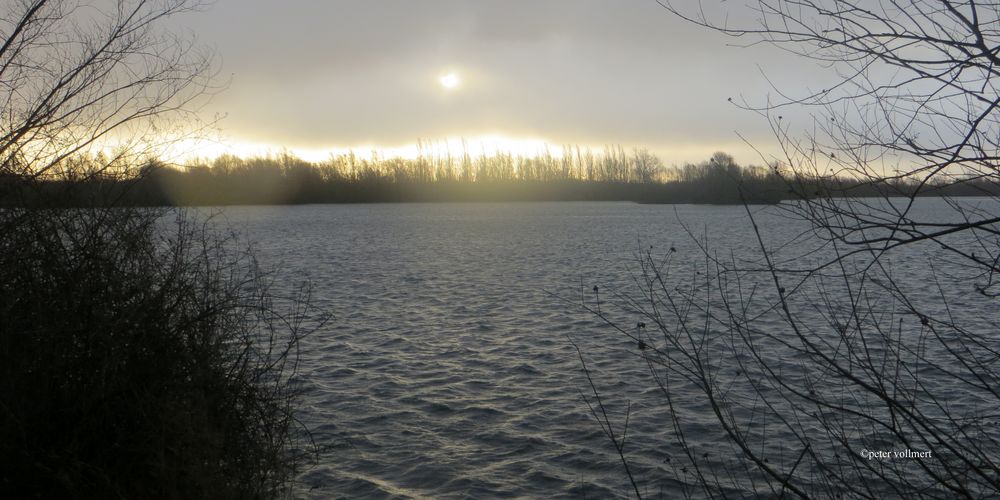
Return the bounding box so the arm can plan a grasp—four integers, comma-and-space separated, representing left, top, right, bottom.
172, 0, 812, 163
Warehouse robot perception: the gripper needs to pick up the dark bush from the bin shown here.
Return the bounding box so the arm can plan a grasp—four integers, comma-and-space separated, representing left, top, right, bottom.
0, 206, 312, 498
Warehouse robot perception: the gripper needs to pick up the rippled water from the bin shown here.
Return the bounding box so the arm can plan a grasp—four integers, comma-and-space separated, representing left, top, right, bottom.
213, 200, 997, 498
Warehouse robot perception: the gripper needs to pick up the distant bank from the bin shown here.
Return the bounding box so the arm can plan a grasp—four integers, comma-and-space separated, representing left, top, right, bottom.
5, 150, 997, 206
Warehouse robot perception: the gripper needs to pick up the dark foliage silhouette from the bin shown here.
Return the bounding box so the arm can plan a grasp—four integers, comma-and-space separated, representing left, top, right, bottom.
0, 1, 318, 497
0, 208, 317, 498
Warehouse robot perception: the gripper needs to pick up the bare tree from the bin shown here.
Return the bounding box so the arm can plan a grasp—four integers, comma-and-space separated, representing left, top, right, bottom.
658, 0, 1000, 280
0, 3, 319, 497
581, 1, 1000, 497
0, 0, 214, 186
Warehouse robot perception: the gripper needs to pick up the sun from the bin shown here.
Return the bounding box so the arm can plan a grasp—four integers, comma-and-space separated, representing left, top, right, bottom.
439, 72, 460, 90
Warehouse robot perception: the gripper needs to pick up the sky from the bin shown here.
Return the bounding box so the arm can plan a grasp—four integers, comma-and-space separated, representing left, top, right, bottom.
169, 0, 819, 165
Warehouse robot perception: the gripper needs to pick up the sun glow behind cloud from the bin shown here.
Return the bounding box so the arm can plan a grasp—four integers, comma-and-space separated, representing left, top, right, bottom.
157, 134, 568, 164
438, 72, 461, 90
94, 129, 774, 170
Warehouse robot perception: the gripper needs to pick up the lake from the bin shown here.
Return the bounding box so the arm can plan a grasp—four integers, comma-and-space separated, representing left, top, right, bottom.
215, 200, 997, 498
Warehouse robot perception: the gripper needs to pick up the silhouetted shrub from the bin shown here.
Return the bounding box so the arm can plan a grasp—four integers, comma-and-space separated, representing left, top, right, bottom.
0, 206, 313, 498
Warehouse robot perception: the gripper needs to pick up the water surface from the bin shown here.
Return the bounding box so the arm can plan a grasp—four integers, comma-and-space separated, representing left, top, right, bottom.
217, 200, 993, 498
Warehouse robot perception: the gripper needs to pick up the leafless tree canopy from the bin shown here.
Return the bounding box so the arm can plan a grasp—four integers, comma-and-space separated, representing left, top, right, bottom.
0, 0, 214, 181
581, 2, 1000, 498
657, 1, 1000, 279
660, 0, 999, 172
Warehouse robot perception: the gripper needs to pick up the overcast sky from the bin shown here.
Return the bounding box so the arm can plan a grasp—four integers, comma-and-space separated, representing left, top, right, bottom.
172, 0, 817, 164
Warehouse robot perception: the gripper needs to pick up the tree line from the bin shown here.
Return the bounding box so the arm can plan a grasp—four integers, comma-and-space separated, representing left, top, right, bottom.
8, 149, 998, 207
